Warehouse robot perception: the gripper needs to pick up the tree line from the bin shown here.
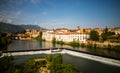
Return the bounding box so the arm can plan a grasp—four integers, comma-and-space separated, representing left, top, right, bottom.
0, 32, 12, 51
89, 27, 120, 42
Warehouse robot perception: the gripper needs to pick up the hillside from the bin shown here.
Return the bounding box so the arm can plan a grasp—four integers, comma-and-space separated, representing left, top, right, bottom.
19, 24, 45, 30
0, 22, 24, 33
0, 22, 45, 33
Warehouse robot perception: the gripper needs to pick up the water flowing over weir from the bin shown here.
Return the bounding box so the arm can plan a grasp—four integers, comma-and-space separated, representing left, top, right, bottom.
1, 48, 120, 67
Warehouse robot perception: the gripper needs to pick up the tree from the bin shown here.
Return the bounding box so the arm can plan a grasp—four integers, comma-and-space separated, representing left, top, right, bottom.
63, 64, 77, 73
101, 26, 115, 42
45, 55, 53, 62
56, 40, 64, 45
48, 54, 77, 73
69, 39, 80, 48
39, 31, 42, 40
0, 33, 12, 50
23, 59, 38, 73
52, 37, 56, 44
0, 56, 13, 73
89, 30, 99, 41
101, 32, 107, 41
101, 26, 108, 41
56, 54, 62, 64
35, 31, 43, 41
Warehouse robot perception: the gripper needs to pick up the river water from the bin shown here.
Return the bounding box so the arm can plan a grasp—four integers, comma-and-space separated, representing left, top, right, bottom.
8, 40, 71, 50
8, 40, 120, 59
7, 40, 120, 73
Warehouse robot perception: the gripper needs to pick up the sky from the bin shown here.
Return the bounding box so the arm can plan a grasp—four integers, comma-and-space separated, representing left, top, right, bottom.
0, 0, 120, 29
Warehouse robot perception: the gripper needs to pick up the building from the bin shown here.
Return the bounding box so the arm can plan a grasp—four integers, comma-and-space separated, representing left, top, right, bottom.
42, 27, 89, 43
84, 28, 92, 34
93, 28, 104, 35
26, 29, 40, 38
112, 28, 120, 35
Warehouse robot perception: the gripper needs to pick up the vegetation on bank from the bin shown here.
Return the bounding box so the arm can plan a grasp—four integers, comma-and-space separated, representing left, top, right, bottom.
46, 54, 77, 73
0, 54, 78, 73
52, 37, 64, 45
52, 37, 80, 48
89, 30, 99, 41
0, 56, 15, 73
89, 27, 120, 43
51, 37, 120, 53
79, 43, 120, 53
0, 32, 12, 50
33, 32, 45, 41
68, 39, 80, 48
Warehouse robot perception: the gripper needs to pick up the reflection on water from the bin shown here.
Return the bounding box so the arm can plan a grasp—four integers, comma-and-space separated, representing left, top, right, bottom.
8, 40, 71, 50
8, 40, 120, 58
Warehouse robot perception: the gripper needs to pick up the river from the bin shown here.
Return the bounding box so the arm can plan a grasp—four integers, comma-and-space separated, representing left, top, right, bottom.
7, 40, 71, 50
7, 40, 120, 73
8, 40, 120, 59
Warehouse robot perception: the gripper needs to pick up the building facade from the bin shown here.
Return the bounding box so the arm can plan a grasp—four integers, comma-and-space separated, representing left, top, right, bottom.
42, 28, 89, 43
26, 29, 40, 38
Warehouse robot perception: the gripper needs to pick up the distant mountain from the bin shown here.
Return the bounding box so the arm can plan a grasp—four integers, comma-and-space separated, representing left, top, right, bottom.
19, 25, 45, 30
0, 22, 46, 33
0, 22, 24, 33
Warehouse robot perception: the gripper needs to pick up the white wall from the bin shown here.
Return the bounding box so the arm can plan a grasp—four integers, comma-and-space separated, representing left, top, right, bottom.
42, 31, 89, 43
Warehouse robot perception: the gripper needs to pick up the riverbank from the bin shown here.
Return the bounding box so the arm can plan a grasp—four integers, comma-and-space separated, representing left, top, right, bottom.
46, 39, 120, 56
21, 38, 120, 51
28, 39, 120, 54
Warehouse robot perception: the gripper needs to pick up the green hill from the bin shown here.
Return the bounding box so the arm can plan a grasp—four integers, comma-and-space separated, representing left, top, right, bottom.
0, 22, 45, 33
19, 24, 45, 30
0, 22, 24, 33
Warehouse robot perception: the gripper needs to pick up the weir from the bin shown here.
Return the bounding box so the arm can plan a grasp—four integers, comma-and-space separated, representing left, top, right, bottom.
0, 48, 120, 67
